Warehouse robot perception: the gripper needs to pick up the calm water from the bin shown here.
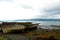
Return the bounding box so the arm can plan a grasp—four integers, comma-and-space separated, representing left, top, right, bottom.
36, 21, 60, 25
15, 21, 60, 26
14, 21, 60, 29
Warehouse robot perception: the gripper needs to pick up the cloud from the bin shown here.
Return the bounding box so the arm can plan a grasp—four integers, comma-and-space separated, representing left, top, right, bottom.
33, 0, 60, 19
41, 5, 60, 19
0, 0, 13, 2
20, 4, 33, 9
0, 0, 40, 20
0, 0, 60, 20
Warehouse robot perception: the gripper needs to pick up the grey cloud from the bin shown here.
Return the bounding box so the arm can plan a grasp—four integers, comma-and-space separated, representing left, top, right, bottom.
43, 5, 60, 15
34, 5, 60, 19
42, 8, 60, 18
21, 4, 33, 9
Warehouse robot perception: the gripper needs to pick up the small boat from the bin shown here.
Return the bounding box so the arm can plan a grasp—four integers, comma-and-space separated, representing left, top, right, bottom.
1, 22, 39, 33
2, 24, 25, 33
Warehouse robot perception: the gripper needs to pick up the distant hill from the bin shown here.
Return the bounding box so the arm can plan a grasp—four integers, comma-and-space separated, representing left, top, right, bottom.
1, 19, 60, 22
14, 19, 60, 21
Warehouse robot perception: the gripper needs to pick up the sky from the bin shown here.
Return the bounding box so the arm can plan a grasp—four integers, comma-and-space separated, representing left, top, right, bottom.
0, 0, 60, 20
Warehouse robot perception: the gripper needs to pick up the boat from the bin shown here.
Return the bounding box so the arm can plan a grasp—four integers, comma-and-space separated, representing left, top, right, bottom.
2, 24, 25, 33
1, 22, 38, 33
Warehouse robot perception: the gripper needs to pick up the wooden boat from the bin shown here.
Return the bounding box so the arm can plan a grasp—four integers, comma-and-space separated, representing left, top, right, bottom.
2, 24, 25, 33
1, 22, 38, 33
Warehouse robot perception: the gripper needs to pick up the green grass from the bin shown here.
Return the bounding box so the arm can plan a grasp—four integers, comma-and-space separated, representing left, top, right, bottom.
0, 37, 9, 40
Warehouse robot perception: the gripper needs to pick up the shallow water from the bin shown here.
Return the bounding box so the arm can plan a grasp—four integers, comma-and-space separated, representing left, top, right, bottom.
15, 21, 60, 25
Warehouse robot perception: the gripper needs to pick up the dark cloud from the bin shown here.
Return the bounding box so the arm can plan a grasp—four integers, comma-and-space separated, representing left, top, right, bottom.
35, 5, 60, 19
43, 5, 60, 15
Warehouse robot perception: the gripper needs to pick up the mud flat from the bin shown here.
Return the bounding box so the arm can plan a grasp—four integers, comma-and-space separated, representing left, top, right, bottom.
1, 34, 28, 40
0, 29, 60, 40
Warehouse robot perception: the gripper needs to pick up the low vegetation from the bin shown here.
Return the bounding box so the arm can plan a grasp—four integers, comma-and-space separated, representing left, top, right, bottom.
0, 37, 9, 40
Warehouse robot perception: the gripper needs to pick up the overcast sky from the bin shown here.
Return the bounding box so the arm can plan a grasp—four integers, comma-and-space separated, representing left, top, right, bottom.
0, 0, 60, 20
